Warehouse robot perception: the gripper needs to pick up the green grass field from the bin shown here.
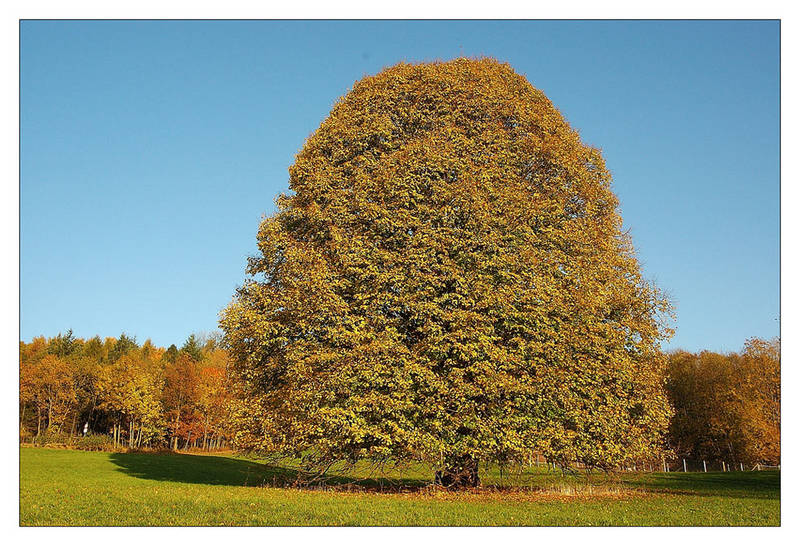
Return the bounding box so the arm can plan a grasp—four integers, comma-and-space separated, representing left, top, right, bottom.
19, 447, 780, 526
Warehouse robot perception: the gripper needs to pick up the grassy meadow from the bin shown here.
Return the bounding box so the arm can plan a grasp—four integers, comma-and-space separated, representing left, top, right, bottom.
20, 447, 779, 526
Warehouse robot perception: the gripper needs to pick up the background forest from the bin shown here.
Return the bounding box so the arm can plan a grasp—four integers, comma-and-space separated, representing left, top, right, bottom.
19, 331, 230, 452
19, 331, 780, 468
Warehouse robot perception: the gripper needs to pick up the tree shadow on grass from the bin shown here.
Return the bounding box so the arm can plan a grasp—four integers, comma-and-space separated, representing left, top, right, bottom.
109, 452, 293, 487
622, 471, 780, 500
108, 452, 428, 491
110, 452, 777, 499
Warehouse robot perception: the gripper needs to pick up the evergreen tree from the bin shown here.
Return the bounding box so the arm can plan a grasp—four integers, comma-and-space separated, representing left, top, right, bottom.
180, 334, 203, 362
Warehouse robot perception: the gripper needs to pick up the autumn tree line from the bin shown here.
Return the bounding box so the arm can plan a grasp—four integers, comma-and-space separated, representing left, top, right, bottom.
19, 329, 779, 466
666, 337, 780, 467
19, 331, 231, 451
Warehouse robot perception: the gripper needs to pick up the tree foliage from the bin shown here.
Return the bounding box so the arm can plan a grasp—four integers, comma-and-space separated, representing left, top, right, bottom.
180, 334, 204, 362
221, 58, 673, 484
108, 333, 138, 363
666, 338, 780, 466
97, 353, 165, 448
19, 331, 233, 451
20, 353, 76, 435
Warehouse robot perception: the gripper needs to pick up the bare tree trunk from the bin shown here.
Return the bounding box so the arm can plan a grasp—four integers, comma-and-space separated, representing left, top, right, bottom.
172, 415, 181, 451
87, 399, 95, 432
70, 412, 77, 439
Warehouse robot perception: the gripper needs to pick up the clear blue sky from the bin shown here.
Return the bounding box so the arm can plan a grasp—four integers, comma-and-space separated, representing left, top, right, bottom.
20, 20, 779, 353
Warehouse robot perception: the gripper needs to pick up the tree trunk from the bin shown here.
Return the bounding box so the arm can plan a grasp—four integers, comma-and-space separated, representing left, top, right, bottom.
172, 415, 181, 451
87, 400, 95, 432
434, 456, 480, 488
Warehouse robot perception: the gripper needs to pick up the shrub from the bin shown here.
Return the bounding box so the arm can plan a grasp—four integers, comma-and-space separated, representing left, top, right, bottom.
72, 434, 115, 451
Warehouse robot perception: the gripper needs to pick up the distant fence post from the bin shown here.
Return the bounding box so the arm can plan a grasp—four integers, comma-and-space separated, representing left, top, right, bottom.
740, 462, 744, 472
683, 459, 687, 472
703, 460, 707, 472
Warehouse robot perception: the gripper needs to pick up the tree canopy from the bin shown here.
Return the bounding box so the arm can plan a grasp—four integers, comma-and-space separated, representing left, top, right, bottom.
220, 58, 673, 486
666, 338, 780, 466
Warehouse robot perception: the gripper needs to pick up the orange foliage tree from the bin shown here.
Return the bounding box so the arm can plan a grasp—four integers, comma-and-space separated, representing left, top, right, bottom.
163, 352, 201, 450
197, 349, 232, 450
20, 354, 76, 435
666, 338, 780, 466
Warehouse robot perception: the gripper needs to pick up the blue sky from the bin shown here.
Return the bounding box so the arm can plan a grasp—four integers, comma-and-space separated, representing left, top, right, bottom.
20, 20, 779, 352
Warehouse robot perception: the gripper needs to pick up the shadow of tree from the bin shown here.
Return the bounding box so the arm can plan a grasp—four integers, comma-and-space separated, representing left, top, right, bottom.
109, 452, 778, 498
621, 471, 780, 500
109, 452, 292, 487
108, 452, 428, 491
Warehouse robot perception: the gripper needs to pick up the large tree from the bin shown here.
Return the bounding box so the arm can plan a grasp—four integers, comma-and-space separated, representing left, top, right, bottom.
221, 58, 672, 487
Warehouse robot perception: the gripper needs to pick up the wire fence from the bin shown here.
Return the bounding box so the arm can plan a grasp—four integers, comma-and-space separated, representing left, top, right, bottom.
524, 453, 780, 473
659, 459, 780, 473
